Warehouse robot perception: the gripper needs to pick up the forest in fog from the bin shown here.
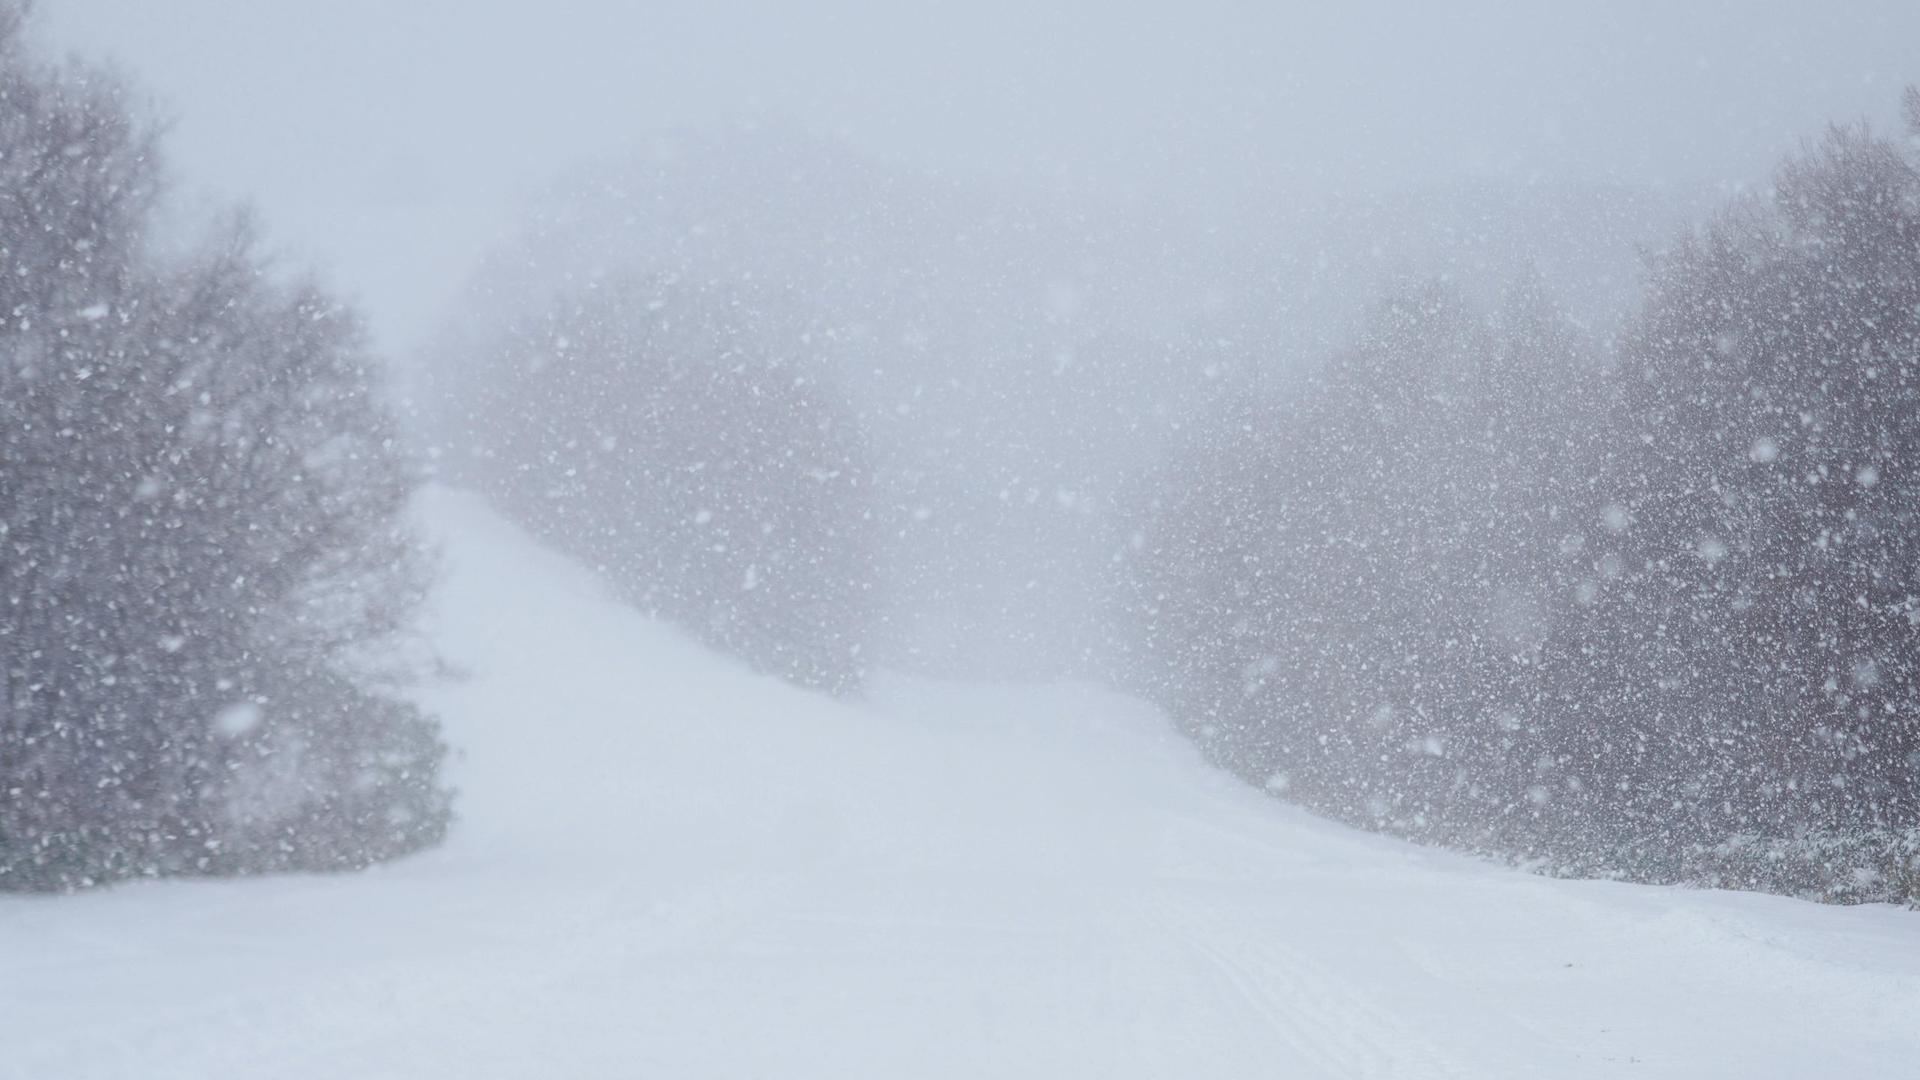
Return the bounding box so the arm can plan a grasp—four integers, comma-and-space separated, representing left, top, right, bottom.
3, 0, 1920, 911
1119, 109, 1920, 900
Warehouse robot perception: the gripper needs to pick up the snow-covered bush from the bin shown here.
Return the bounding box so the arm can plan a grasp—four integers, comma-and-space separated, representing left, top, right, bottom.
443, 272, 877, 694
0, 6, 448, 890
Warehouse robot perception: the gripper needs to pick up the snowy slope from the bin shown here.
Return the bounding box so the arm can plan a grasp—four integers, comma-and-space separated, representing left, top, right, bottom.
5, 490, 1919, 1079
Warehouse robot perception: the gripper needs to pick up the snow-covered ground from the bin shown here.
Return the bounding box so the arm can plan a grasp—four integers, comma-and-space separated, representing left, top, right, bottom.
6, 490, 1919, 1079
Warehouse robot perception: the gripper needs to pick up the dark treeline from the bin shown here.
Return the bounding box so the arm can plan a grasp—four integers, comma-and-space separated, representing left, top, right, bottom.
1117, 94, 1920, 904
0, 6, 446, 890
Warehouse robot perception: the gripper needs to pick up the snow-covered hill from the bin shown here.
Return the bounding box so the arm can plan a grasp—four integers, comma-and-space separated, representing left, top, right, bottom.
5, 490, 1918, 1078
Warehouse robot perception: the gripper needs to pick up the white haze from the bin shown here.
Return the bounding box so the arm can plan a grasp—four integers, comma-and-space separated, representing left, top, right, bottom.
42, 0, 1920, 350
32, 0, 1920, 680
13, 4, 1920, 1072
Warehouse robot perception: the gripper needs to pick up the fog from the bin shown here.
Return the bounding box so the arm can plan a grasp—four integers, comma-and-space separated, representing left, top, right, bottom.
40, 0, 1914, 681
42, 0, 1920, 348
10, 3, 1920, 1067
14, 0, 1917, 856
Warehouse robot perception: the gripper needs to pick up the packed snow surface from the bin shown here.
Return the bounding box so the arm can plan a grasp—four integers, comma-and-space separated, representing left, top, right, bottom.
6, 490, 1919, 1079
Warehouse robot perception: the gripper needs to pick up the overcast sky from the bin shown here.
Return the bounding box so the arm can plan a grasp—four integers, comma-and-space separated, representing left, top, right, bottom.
41, 1, 1920, 353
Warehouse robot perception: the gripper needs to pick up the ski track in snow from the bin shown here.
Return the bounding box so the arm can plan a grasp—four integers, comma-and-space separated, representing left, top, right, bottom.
1134, 892, 1480, 1079
4, 488, 1920, 1079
